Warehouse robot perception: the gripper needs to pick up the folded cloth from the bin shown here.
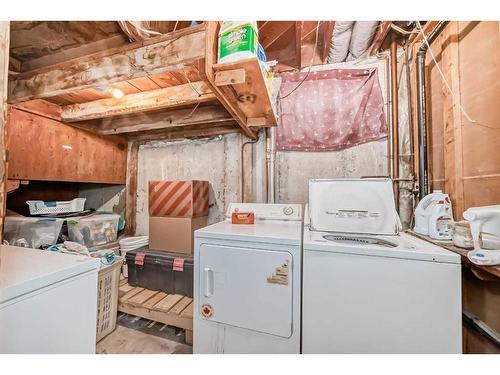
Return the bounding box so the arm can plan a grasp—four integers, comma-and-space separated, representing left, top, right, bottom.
467, 250, 500, 266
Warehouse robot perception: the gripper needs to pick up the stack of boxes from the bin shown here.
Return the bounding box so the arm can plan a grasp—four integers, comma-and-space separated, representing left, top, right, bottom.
148, 180, 209, 254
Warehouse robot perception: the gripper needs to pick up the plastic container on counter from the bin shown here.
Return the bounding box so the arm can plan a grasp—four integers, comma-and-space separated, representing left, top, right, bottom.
125, 248, 193, 298
67, 214, 120, 248
3, 216, 64, 249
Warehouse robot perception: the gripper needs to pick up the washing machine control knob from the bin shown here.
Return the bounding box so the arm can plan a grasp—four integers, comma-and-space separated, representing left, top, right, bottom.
283, 206, 294, 216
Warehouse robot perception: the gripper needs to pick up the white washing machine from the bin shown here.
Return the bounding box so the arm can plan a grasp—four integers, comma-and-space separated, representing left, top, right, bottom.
302, 179, 462, 354
0, 245, 100, 353
194, 203, 302, 354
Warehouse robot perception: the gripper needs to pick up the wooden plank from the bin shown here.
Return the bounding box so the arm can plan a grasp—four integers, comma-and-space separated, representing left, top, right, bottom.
61, 82, 216, 122
21, 34, 128, 72
128, 289, 160, 306
5, 179, 20, 193
321, 21, 335, 63
154, 294, 184, 313
169, 296, 193, 315
180, 302, 193, 319
185, 330, 193, 345
119, 283, 135, 297
212, 58, 277, 127
143, 291, 168, 309
12, 99, 61, 120
441, 22, 465, 218
6, 107, 127, 184
118, 301, 193, 331
0, 22, 8, 240
119, 278, 128, 286
369, 21, 392, 55
96, 105, 234, 135
243, 140, 253, 202
200, 21, 256, 139
121, 287, 145, 302
130, 124, 240, 143
214, 68, 246, 86
8, 25, 207, 103
125, 141, 139, 235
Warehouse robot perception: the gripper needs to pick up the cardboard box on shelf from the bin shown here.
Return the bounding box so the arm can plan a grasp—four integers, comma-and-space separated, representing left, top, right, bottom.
149, 216, 208, 255
149, 180, 209, 218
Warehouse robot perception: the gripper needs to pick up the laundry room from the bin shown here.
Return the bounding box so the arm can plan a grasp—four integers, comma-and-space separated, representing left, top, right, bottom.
1, 2, 499, 371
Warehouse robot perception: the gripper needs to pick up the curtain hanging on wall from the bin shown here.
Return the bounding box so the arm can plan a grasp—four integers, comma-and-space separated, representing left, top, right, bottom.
276, 68, 387, 151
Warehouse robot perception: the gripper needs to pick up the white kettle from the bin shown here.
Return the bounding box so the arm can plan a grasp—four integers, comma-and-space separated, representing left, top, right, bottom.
463, 205, 500, 250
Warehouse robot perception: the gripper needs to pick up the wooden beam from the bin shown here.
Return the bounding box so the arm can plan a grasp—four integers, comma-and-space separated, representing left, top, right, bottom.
321, 21, 335, 63
8, 24, 206, 103
369, 21, 392, 55
125, 141, 139, 235
96, 105, 234, 135
12, 99, 61, 121
441, 22, 465, 218
9, 56, 21, 72
214, 68, 246, 86
21, 34, 128, 72
295, 22, 303, 68
130, 124, 240, 143
0, 22, 9, 240
61, 81, 216, 122
200, 21, 256, 139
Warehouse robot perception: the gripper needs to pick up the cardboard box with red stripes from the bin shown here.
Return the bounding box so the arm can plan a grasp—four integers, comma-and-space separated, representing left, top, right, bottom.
149, 180, 209, 218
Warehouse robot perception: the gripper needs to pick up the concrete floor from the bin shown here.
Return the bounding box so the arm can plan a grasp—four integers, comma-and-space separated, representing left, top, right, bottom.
96, 314, 192, 354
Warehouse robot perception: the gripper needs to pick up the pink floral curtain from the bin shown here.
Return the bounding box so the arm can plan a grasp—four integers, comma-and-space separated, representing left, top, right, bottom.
276, 68, 387, 151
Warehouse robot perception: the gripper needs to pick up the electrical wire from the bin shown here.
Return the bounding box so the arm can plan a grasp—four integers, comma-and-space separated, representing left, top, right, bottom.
278, 21, 321, 100
416, 21, 498, 130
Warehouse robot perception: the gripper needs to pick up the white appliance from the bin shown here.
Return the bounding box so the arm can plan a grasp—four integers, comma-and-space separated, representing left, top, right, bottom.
0, 245, 100, 353
303, 179, 462, 354
194, 203, 302, 353
463, 205, 500, 250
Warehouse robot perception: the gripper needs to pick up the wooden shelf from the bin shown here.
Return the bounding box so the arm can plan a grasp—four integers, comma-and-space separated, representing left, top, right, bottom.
409, 231, 500, 280
212, 57, 277, 128
118, 277, 193, 345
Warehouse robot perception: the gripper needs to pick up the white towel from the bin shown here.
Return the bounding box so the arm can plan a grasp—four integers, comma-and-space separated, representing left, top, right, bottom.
467, 250, 500, 266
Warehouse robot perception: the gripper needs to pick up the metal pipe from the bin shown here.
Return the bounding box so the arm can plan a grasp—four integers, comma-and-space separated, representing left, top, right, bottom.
390, 33, 400, 212
416, 21, 448, 199
268, 127, 276, 203
241, 133, 260, 202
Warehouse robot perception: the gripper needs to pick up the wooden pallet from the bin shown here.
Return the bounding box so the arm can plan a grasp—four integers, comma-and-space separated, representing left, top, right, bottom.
118, 276, 193, 345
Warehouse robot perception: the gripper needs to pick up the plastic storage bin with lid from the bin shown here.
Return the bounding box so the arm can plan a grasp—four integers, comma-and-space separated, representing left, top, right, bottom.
67, 214, 121, 248
3, 216, 64, 249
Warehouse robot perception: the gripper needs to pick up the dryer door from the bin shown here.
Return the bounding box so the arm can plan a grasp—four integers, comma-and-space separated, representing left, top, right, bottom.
198, 244, 293, 338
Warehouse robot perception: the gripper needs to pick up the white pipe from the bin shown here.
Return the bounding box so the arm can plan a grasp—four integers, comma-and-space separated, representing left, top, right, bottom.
327, 21, 355, 64
349, 21, 379, 60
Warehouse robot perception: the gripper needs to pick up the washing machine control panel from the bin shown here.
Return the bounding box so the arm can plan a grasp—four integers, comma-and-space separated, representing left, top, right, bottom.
227, 203, 302, 221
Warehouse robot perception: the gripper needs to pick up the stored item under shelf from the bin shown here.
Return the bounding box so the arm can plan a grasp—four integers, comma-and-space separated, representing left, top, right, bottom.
27, 198, 86, 216
125, 248, 194, 298
96, 256, 123, 342
119, 236, 149, 277
67, 213, 120, 248
3, 216, 64, 249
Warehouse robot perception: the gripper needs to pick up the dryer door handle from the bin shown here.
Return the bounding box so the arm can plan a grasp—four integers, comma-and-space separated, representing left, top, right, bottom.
204, 267, 214, 297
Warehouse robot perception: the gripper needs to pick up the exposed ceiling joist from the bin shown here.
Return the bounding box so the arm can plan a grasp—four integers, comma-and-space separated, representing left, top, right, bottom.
296, 21, 335, 69
60, 81, 216, 122
130, 124, 240, 143
21, 34, 128, 72
8, 24, 206, 103
369, 21, 392, 55
95, 105, 235, 135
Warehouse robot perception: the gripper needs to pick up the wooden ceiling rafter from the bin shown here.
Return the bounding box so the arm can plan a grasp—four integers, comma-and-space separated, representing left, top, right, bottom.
8, 21, 277, 141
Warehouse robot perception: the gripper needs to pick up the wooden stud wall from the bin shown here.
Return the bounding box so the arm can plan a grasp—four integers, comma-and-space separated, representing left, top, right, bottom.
0, 22, 9, 240
425, 21, 500, 218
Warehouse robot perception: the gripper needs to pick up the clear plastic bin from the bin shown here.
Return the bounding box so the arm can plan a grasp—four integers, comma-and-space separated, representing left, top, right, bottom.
67, 214, 120, 248
4, 216, 64, 249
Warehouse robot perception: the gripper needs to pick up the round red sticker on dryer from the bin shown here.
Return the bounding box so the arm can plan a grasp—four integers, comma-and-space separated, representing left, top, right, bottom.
201, 303, 213, 318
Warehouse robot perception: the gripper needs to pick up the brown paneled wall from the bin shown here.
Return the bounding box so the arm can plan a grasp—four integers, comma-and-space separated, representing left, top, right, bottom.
426, 21, 500, 219
6, 107, 128, 184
